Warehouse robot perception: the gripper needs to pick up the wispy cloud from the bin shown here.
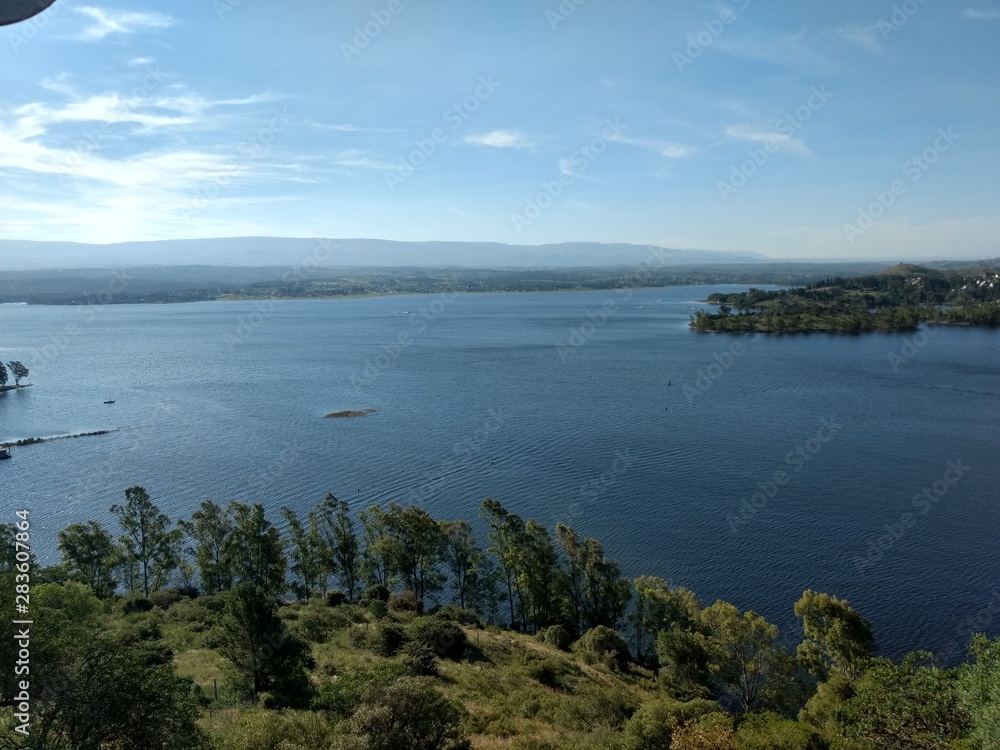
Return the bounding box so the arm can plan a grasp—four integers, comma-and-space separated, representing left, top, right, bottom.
964, 8, 1000, 19
72, 6, 173, 42
826, 25, 887, 56
612, 135, 695, 159
463, 130, 533, 149
713, 27, 836, 72
724, 124, 811, 156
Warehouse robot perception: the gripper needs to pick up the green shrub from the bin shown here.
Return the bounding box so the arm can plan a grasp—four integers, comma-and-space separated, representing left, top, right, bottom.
388, 589, 422, 613
366, 622, 408, 657
149, 587, 181, 609
401, 641, 439, 676
539, 624, 572, 651
735, 712, 829, 749
434, 605, 481, 626
334, 677, 470, 750
572, 625, 630, 671
312, 661, 410, 720
361, 583, 390, 604
326, 590, 347, 607
290, 602, 351, 643
620, 698, 718, 750
524, 656, 577, 690
553, 682, 638, 731
209, 707, 336, 750
405, 616, 466, 659
671, 712, 736, 750
123, 597, 154, 614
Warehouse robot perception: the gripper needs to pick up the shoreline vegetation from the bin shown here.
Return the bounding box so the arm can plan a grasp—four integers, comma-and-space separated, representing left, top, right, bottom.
0, 383, 30, 393
0, 428, 115, 450
691, 264, 1000, 334
3, 490, 996, 749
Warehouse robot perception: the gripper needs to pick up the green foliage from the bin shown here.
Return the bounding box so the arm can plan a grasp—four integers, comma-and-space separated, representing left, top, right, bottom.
958, 634, 1000, 749
312, 661, 410, 719
224, 503, 286, 597
366, 622, 408, 657
406, 616, 467, 659
572, 625, 630, 672
670, 711, 737, 750
208, 708, 337, 750
178, 499, 234, 595
699, 600, 793, 713
539, 624, 572, 651
333, 677, 471, 750
215, 583, 313, 704
552, 682, 639, 731
382, 503, 448, 607
798, 672, 854, 734
734, 712, 829, 749
149, 587, 182, 609
26, 626, 207, 750
56, 521, 119, 598
795, 590, 874, 680
655, 628, 712, 701
111, 486, 182, 596
619, 698, 718, 750
834, 652, 970, 749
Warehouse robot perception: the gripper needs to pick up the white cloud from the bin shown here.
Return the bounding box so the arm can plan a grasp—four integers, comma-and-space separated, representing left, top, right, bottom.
724, 124, 811, 157
964, 8, 1000, 18
826, 25, 886, 56
613, 135, 695, 159
72, 6, 173, 42
463, 130, 533, 149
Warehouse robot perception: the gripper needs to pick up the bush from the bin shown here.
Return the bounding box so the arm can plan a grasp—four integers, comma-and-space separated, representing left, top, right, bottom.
368, 600, 389, 620
312, 662, 410, 720
335, 677, 470, 750
149, 588, 182, 610
290, 602, 351, 644
401, 641, 439, 676
620, 698, 718, 750
524, 657, 575, 690
326, 590, 347, 607
553, 682, 638, 731
539, 624, 572, 651
572, 625, 630, 671
209, 707, 336, 750
361, 584, 391, 604
367, 622, 408, 657
734, 712, 829, 750
388, 589, 422, 614
433, 605, 481, 626
671, 712, 736, 750
405, 617, 466, 660
123, 597, 154, 614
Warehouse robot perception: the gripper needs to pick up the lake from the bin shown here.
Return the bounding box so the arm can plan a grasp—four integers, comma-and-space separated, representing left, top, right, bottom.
1, 286, 998, 661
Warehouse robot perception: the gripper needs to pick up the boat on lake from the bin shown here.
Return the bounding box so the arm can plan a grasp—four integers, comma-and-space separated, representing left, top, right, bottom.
0, 448, 11, 460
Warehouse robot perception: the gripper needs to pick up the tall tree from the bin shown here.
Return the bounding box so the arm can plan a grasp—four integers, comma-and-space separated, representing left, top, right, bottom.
440, 519, 483, 610
216, 582, 313, 702
110, 486, 181, 597
633, 576, 701, 660
358, 503, 394, 589
224, 502, 286, 597
382, 503, 446, 608
556, 523, 586, 637
56, 521, 119, 598
795, 589, 874, 680
281, 506, 329, 601
315, 493, 362, 600
698, 600, 792, 713
514, 520, 560, 633
178, 499, 234, 594
6, 360, 28, 386
480, 498, 525, 630
581, 537, 631, 630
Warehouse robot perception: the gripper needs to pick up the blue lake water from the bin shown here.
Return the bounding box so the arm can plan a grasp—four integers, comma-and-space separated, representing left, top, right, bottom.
1, 286, 998, 661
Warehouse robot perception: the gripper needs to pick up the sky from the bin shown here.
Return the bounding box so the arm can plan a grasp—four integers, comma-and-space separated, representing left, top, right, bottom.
1, 0, 998, 260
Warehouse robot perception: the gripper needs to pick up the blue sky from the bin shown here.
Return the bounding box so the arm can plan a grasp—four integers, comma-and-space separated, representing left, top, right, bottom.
1, 0, 998, 259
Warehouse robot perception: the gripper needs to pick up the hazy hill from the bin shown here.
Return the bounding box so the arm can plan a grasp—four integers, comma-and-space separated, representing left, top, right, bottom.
0, 238, 768, 271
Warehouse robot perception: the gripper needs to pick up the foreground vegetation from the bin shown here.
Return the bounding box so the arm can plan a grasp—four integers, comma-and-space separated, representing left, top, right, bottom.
691, 264, 1000, 333
1, 488, 998, 749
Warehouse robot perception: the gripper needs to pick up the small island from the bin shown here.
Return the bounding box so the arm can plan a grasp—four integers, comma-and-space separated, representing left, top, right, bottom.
691, 263, 1000, 333
324, 408, 378, 418
0, 360, 29, 392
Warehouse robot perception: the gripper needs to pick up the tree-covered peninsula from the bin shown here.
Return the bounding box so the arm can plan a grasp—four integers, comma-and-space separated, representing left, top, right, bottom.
691, 263, 1000, 333
2, 488, 997, 749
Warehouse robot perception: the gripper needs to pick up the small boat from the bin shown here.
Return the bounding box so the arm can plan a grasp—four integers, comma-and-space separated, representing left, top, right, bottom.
104, 400, 115, 404
0, 448, 11, 460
